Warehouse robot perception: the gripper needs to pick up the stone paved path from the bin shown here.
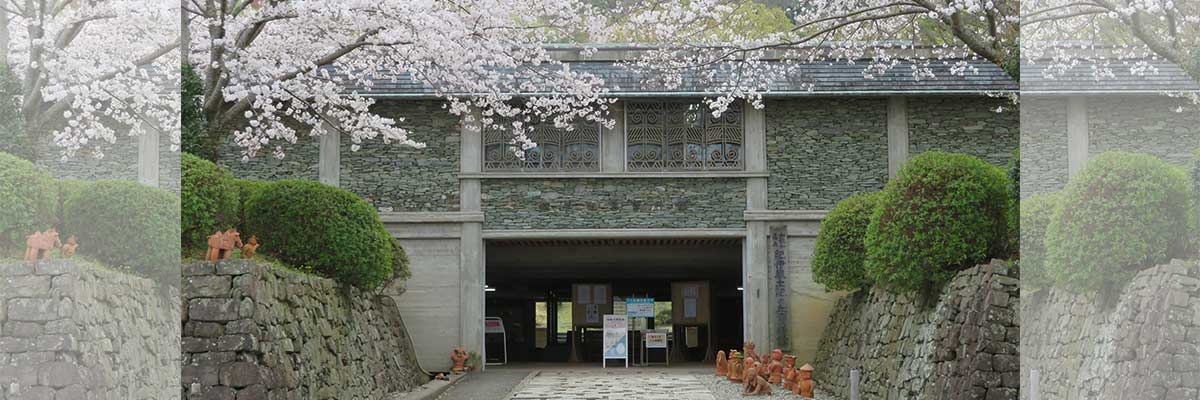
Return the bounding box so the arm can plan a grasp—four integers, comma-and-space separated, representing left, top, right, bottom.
434, 369, 532, 400
507, 370, 717, 400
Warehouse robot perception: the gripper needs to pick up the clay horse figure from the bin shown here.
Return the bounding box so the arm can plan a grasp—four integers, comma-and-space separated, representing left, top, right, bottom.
450, 347, 470, 374
240, 236, 260, 259
61, 235, 78, 257
715, 350, 727, 376
25, 228, 61, 263
206, 229, 243, 262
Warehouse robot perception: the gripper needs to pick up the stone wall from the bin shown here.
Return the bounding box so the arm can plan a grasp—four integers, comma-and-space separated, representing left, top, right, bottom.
0, 260, 180, 400
1020, 98, 1069, 197
341, 100, 461, 212
908, 96, 1019, 167
481, 178, 746, 229
1021, 259, 1200, 400
813, 260, 1020, 400
33, 132, 181, 191
765, 98, 888, 210
1087, 97, 1200, 167
181, 260, 426, 400
219, 130, 320, 181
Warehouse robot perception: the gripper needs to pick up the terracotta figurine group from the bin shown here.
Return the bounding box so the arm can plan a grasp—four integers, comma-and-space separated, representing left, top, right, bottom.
24, 228, 78, 263
715, 341, 815, 398
205, 229, 261, 261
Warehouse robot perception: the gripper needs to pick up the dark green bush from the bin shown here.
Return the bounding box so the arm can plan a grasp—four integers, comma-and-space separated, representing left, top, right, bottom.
0, 152, 57, 249
812, 191, 881, 291
1019, 191, 1061, 289
1045, 151, 1194, 290
53, 179, 91, 231
865, 151, 1011, 293
181, 63, 216, 161
1006, 149, 1021, 256
182, 153, 240, 251
245, 180, 393, 288
390, 238, 412, 282
64, 180, 181, 284
232, 179, 271, 234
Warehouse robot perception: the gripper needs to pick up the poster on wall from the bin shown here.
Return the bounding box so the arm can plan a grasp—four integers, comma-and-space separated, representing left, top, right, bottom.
576, 285, 592, 305
586, 304, 600, 324
594, 286, 608, 303
626, 297, 655, 318
645, 330, 668, 349
602, 314, 628, 366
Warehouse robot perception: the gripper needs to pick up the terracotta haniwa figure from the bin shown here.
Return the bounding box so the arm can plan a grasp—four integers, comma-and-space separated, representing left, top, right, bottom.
715, 350, 727, 376
742, 366, 772, 396
743, 341, 760, 363
24, 228, 61, 262
450, 347, 470, 373
795, 363, 815, 398
241, 236, 260, 259
783, 355, 798, 390
741, 356, 756, 383
768, 358, 783, 384
61, 235, 78, 257
727, 351, 743, 382
206, 229, 243, 261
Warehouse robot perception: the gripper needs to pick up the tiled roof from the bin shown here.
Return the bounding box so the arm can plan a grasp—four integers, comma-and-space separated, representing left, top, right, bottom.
337, 59, 1018, 97
1021, 60, 1199, 94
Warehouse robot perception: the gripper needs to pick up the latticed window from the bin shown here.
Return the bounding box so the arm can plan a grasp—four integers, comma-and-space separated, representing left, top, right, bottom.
625, 101, 743, 171
483, 122, 601, 171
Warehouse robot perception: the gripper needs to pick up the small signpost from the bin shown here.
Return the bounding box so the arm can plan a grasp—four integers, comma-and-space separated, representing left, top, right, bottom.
643, 329, 669, 366
484, 317, 507, 366
625, 297, 654, 366
602, 314, 628, 368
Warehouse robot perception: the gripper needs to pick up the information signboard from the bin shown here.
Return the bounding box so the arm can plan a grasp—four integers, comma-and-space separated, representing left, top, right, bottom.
602, 315, 628, 368
626, 297, 655, 318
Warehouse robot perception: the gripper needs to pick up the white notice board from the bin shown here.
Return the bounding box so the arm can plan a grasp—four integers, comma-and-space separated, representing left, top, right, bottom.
602, 315, 628, 368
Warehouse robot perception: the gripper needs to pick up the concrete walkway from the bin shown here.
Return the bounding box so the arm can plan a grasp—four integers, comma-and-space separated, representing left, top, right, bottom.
434, 369, 533, 400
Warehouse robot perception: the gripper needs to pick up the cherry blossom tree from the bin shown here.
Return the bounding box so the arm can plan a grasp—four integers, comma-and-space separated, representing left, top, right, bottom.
186, 0, 622, 161
0, 0, 179, 159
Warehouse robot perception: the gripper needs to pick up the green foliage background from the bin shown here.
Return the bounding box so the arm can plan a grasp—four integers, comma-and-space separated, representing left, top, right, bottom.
812, 191, 880, 291
182, 152, 240, 251
0, 152, 58, 249
64, 180, 182, 284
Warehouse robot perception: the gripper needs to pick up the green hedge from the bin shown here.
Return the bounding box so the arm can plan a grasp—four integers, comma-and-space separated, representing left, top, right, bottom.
812, 191, 880, 291
232, 179, 271, 235
182, 153, 240, 251
1045, 151, 1194, 290
64, 180, 181, 284
245, 180, 393, 288
1019, 191, 1061, 290
865, 151, 1011, 293
0, 152, 58, 249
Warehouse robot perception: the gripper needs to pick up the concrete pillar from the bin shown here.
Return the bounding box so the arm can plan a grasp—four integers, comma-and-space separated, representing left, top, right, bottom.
887, 96, 909, 178
1067, 97, 1089, 177
602, 101, 626, 172
743, 100, 770, 347
459, 113, 485, 360
137, 132, 159, 187
318, 127, 340, 187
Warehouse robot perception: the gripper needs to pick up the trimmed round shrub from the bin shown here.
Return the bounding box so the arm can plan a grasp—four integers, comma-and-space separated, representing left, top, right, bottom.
232, 179, 271, 234
182, 153, 240, 251
0, 152, 58, 249
812, 191, 881, 291
53, 179, 92, 231
64, 180, 181, 283
1019, 191, 1061, 289
390, 238, 412, 282
865, 151, 1011, 293
1045, 151, 1194, 290
245, 180, 393, 288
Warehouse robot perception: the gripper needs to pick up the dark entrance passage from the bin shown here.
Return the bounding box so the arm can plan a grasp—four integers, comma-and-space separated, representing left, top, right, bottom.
483, 238, 743, 365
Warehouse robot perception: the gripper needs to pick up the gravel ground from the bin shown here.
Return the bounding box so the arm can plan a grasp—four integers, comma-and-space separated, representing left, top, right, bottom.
696, 374, 839, 400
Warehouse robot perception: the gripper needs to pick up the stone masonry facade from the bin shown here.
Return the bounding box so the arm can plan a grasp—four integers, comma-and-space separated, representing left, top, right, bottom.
481, 178, 747, 229
1021, 259, 1200, 400
181, 260, 426, 400
765, 98, 888, 210
1020, 98, 1069, 197
340, 100, 461, 212
813, 260, 1020, 400
908, 96, 1018, 167
0, 260, 180, 400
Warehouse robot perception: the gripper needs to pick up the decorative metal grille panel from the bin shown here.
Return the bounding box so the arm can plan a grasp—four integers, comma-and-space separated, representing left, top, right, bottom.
483, 122, 600, 171
626, 101, 743, 171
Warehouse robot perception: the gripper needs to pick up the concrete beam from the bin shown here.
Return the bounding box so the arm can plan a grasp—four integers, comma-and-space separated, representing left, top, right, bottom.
482, 228, 747, 239
1067, 97, 1089, 177
744, 101, 766, 173
744, 221, 770, 348
887, 96, 909, 178
602, 101, 626, 172
318, 129, 340, 187
137, 132, 159, 187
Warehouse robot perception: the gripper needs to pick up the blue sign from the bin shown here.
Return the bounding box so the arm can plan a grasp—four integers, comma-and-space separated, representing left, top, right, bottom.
626, 297, 655, 318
